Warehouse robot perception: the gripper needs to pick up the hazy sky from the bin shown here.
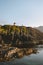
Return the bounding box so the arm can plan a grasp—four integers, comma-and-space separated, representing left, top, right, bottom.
0, 0, 43, 27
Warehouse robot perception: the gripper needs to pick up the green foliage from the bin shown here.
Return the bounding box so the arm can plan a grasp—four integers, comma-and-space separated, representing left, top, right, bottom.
0, 25, 27, 35
21, 26, 27, 34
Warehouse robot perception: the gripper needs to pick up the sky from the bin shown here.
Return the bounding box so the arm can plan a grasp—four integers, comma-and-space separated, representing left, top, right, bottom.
0, 0, 43, 27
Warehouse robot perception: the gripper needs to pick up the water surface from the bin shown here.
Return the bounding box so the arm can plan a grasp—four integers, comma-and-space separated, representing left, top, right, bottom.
0, 47, 43, 65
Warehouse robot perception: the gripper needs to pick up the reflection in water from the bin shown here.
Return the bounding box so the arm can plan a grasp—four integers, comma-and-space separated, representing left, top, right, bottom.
0, 47, 43, 65
7, 48, 38, 59
0, 48, 38, 61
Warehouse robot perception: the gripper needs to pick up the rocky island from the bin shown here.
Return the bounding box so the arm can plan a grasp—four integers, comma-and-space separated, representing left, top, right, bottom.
0, 24, 43, 61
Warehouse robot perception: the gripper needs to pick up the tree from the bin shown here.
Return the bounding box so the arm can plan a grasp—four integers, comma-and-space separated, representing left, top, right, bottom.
14, 22, 16, 26
21, 25, 27, 35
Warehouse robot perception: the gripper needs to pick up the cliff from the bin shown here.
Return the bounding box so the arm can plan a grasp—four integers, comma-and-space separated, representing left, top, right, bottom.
0, 25, 43, 62
0, 25, 43, 47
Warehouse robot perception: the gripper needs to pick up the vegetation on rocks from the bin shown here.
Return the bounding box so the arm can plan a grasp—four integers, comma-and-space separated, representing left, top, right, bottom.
0, 24, 43, 47
0, 24, 43, 62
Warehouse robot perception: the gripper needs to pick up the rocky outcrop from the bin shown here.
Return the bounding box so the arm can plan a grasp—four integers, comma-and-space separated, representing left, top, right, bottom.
0, 25, 43, 47
0, 45, 38, 62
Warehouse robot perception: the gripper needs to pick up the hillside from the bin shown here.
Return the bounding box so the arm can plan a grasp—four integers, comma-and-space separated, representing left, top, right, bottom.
0, 25, 43, 47
0, 25, 43, 61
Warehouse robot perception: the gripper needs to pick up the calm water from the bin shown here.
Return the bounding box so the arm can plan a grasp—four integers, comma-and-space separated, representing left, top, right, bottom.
0, 47, 43, 65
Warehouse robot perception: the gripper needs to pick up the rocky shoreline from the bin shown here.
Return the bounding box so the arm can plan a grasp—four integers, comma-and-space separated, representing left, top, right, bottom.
0, 44, 38, 62
0, 25, 43, 62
